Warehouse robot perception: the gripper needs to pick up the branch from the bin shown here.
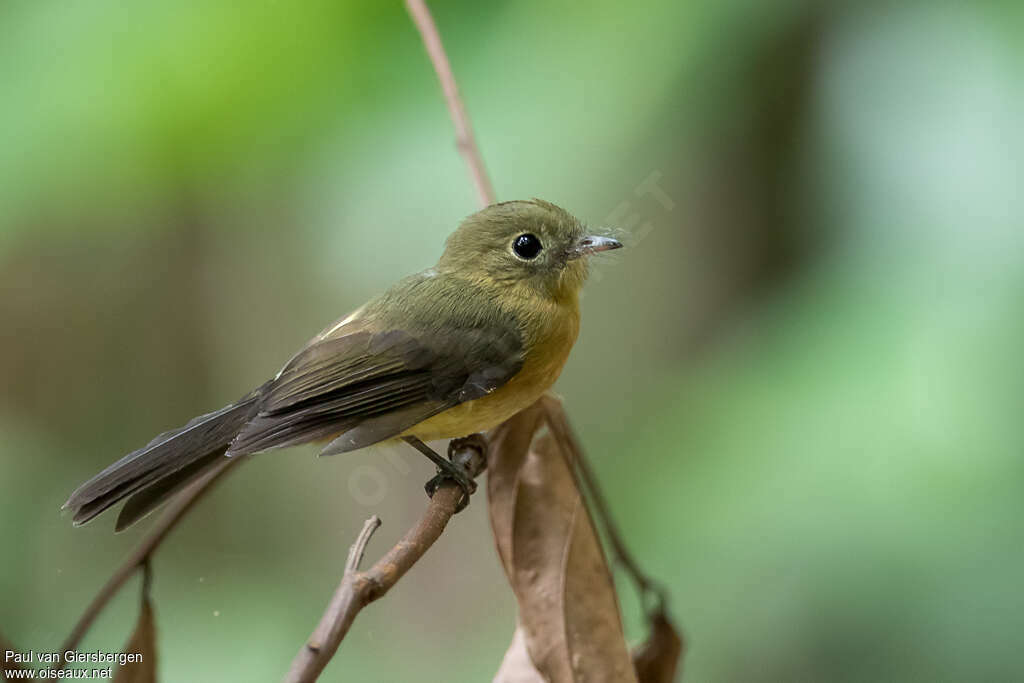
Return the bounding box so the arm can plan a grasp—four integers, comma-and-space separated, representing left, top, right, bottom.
402, 5, 655, 607
404, 1, 677, 677
285, 440, 487, 683
53, 456, 240, 670
406, 0, 660, 613
405, 0, 496, 207
284, 3, 676, 681
283, 7, 500, 680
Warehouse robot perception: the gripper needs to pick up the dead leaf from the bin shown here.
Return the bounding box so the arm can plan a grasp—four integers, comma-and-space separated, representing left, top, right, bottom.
631, 609, 684, 683
493, 625, 545, 683
487, 401, 545, 570
488, 397, 638, 683
112, 593, 158, 683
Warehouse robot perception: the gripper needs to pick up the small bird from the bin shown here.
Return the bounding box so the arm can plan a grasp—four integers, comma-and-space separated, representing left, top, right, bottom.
64, 199, 622, 530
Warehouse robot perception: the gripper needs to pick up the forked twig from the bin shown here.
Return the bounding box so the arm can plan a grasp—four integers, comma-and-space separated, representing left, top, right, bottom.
284, 5, 502, 680
45, 2, 670, 681
284, 443, 487, 683
51, 3, 496, 673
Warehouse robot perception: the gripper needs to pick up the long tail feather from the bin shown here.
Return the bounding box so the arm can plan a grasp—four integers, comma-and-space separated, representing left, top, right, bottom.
64, 392, 259, 527
114, 448, 234, 531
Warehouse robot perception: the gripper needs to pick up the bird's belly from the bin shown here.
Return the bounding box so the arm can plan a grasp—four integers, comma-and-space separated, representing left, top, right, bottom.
403, 311, 579, 441
406, 388, 532, 441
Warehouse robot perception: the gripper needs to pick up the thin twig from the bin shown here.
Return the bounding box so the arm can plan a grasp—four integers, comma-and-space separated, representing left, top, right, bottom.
406, 0, 659, 612
285, 7, 499, 680
403, 3, 654, 608
284, 442, 487, 683
285, 3, 669, 681
405, 0, 496, 207
53, 457, 240, 669
343, 516, 382, 574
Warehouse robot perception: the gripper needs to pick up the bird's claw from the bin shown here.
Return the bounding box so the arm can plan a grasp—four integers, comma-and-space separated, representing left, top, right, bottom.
423, 435, 486, 513
424, 469, 476, 513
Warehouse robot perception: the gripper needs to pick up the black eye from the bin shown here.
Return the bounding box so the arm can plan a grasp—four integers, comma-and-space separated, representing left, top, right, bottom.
512, 233, 543, 259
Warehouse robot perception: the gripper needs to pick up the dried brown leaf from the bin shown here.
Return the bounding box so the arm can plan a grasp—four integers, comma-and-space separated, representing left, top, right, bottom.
112, 595, 158, 683
488, 398, 637, 683
488, 401, 546, 568
631, 609, 684, 683
540, 397, 685, 682
493, 625, 545, 683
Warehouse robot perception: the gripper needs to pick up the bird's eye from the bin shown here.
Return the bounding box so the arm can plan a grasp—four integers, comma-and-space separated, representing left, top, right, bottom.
512, 233, 543, 260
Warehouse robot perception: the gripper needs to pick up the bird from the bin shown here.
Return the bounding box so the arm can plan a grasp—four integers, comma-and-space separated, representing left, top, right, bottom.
64, 199, 622, 530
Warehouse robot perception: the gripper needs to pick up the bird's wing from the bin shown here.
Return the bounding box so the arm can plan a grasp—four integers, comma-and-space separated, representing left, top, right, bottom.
227, 317, 524, 456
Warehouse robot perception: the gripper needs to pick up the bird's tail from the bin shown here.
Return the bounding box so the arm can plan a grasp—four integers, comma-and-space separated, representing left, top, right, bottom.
63, 391, 261, 530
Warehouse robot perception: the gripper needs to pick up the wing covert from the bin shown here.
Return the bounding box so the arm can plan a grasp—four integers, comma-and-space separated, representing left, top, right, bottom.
227, 315, 523, 456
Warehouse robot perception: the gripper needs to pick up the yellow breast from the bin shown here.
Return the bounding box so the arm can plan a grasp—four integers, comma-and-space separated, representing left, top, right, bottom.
404, 301, 580, 441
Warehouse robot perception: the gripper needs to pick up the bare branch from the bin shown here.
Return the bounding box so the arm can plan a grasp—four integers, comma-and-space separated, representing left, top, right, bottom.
284, 441, 487, 683
405, 0, 496, 207
54, 457, 241, 670
282, 3, 677, 681
404, 1, 663, 614
406, 0, 664, 618
284, 7, 501, 679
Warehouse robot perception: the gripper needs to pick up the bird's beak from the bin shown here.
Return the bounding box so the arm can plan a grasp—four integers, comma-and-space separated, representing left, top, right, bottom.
569, 235, 623, 259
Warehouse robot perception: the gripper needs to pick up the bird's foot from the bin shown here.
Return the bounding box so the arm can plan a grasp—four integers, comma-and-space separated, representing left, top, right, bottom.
403, 434, 487, 513
425, 434, 488, 512
424, 466, 476, 513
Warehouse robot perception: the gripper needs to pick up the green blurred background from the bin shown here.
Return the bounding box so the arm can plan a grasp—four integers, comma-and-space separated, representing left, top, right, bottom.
2, 0, 1022, 680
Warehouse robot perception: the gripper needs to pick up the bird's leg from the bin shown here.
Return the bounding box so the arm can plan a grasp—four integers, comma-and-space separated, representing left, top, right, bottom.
401, 434, 485, 513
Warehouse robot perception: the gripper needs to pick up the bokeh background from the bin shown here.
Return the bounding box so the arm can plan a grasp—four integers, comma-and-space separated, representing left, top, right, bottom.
2, 0, 1022, 680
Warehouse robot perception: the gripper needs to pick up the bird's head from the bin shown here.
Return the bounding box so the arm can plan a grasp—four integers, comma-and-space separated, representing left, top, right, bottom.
438, 199, 622, 302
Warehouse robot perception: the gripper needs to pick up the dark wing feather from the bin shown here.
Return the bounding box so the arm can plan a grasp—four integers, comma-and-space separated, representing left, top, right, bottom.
227, 322, 523, 457
259, 331, 426, 414
65, 274, 523, 529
